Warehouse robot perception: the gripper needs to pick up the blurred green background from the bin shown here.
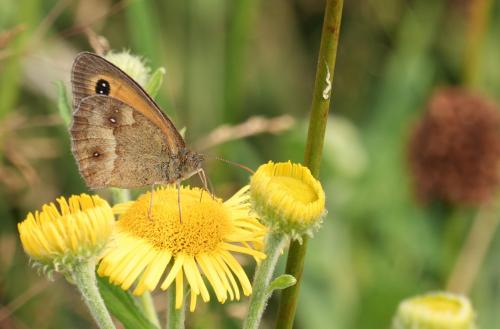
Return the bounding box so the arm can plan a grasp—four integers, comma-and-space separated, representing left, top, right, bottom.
1, 0, 500, 328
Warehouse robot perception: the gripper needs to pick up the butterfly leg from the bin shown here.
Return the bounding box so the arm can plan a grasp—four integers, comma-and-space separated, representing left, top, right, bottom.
198, 169, 208, 202
148, 183, 157, 219
203, 169, 215, 201
176, 181, 182, 223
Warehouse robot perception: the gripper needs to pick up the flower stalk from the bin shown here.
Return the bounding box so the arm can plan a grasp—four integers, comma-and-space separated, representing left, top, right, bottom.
166, 287, 185, 329
446, 195, 500, 293
243, 232, 288, 329
463, 0, 492, 86
275, 0, 344, 328
72, 260, 116, 329
139, 293, 161, 329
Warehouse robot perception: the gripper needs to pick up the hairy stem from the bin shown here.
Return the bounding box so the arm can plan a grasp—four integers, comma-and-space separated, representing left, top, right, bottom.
166, 287, 185, 329
243, 232, 288, 329
72, 260, 116, 329
139, 292, 161, 328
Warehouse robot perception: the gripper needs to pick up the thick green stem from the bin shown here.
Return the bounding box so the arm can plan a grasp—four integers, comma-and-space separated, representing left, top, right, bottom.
243, 232, 288, 329
275, 1, 344, 329
275, 238, 309, 329
72, 260, 116, 329
166, 287, 185, 329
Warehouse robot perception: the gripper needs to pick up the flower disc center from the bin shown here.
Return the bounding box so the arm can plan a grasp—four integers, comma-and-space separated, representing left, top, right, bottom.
413, 295, 462, 314
269, 176, 318, 203
118, 188, 231, 256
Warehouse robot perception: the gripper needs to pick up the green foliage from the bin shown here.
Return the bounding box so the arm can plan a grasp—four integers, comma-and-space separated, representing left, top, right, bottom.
145, 67, 167, 100
268, 274, 296, 294
97, 276, 158, 329
0, 0, 40, 119
55, 80, 71, 127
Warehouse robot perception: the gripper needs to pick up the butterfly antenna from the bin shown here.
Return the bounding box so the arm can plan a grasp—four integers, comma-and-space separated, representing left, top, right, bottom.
208, 155, 255, 174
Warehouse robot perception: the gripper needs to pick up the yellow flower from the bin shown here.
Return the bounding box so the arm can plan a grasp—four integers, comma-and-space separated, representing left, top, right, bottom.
392, 292, 476, 329
98, 185, 266, 312
18, 194, 114, 273
250, 161, 326, 239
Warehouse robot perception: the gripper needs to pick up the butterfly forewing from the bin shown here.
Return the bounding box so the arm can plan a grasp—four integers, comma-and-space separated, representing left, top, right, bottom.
70, 52, 204, 190
70, 95, 173, 188
71, 52, 184, 153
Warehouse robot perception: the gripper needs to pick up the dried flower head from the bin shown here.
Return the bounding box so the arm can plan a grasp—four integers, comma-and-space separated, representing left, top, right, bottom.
409, 88, 500, 205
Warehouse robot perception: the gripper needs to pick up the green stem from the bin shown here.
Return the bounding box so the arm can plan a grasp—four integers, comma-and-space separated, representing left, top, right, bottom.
243, 232, 288, 329
275, 238, 309, 329
463, 0, 491, 87
139, 293, 161, 329
110, 188, 131, 204
446, 197, 500, 293
72, 260, 116, 329
275, 1, 344, 329
166, 287, 185, 329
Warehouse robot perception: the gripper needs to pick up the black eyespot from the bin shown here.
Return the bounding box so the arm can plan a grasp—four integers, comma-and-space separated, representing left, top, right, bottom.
93, 151, 100, 157
95, 79, 110, 95
109, 117, 117, 124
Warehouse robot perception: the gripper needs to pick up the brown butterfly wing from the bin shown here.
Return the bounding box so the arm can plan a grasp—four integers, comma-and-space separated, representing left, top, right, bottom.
70, 95, 172, 188
71, 52, 184, 154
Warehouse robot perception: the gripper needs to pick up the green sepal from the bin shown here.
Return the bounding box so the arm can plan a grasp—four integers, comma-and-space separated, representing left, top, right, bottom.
97, 275, 158, 329
267, 274, 296, 295
54, 80, 71, 127
145, 67, 166, 99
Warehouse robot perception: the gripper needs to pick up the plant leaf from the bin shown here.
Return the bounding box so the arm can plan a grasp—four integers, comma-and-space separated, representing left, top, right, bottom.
97, 275, 158, 329
145, 67, 166, 99
267, 274, 296, 295
54, 80, 71, 126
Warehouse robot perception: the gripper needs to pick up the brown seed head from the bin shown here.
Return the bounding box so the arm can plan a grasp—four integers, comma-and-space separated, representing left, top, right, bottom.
409, 88, 500, 205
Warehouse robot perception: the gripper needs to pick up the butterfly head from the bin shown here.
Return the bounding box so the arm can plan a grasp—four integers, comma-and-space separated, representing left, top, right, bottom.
178, 150, 205, 181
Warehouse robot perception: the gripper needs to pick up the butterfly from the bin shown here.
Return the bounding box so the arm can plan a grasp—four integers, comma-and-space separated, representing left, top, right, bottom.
70, 52, 206, 214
